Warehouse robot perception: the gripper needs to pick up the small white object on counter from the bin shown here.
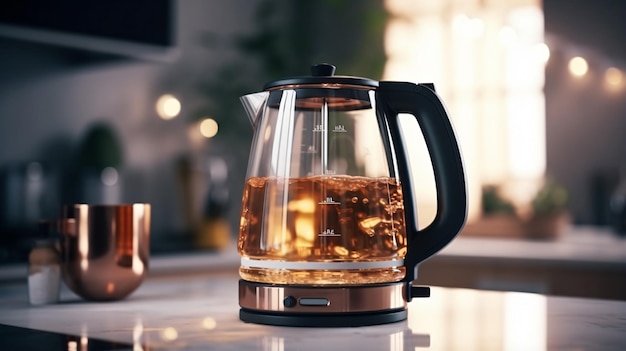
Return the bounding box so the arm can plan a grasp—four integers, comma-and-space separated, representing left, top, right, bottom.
28, 266, 60, 305
27, 239, 61, 305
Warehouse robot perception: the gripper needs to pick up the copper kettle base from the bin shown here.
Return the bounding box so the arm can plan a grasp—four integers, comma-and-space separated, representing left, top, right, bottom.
238, 280, 429, 327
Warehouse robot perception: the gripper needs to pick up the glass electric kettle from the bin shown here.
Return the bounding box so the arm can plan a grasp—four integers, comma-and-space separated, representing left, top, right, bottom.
237, 64, 466, 327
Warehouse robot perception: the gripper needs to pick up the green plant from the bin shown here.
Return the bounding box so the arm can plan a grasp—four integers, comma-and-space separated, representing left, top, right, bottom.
531, 180, 569, 216
76, 122, 123, 171
481, 185, 515, 215
194, 0, 388, 143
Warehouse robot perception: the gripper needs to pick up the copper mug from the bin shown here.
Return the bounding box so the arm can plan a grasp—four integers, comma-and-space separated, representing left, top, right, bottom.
60, 204, 151, 301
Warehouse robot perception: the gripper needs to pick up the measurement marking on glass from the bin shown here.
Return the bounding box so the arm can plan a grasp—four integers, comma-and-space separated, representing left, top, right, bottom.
319, 229, 341, 237
332, 125, 347, 132
303, 145, 317, 153
319, 197, 341, 205
324, 169, 336, 175
320, 100, 329, 174
313, 124, 325, 132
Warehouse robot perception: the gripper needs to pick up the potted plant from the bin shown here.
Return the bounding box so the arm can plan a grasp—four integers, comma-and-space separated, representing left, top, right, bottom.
524, 179, 570, 240
73, 122, 124, 204
462, 185, 526, 238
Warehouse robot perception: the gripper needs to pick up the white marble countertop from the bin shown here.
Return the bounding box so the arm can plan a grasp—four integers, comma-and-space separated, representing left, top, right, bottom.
0, 226, 624, 349
0, 270, 625, 350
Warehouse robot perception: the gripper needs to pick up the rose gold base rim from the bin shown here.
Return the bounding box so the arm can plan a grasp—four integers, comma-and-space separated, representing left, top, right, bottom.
239, 280, 407, 314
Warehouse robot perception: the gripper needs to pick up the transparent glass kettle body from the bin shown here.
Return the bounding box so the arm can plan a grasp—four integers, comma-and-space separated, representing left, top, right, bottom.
238, 86, 408, 285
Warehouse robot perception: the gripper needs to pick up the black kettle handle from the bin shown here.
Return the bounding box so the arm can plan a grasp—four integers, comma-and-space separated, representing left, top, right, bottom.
377, 82, 467, 295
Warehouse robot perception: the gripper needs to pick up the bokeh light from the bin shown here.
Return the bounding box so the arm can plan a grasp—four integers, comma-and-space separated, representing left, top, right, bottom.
201, 317, 217, 330
568, 56, 588, 77
604, 67, 624, 90
199, 118, 219, 138
156, 94, 181, 120
160, 327, 178, 341
101, 167, 118, 186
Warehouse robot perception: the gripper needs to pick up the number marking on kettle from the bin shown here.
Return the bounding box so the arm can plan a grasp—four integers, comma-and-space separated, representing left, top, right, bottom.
319, 228, 341, 237
333, 125, 347, 133
319, 197, 341, 205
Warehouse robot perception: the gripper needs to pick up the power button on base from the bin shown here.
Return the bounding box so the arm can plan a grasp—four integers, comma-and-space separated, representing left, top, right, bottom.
283, 296, 297, 308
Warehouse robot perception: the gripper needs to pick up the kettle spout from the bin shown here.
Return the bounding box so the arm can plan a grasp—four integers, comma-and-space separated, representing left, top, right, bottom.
240, 91, 269, 127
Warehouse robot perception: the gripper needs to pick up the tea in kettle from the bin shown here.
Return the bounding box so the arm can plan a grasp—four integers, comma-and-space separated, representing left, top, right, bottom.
238, 64, 466, 327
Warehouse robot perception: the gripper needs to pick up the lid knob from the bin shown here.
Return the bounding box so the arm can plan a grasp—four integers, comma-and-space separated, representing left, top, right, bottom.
311, 64, 336, 77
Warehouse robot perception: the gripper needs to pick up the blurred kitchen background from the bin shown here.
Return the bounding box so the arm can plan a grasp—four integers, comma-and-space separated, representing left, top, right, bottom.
0, 0, 624, 268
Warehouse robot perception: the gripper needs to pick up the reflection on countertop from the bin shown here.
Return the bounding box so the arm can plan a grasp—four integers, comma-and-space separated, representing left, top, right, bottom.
0, 270, 625, 350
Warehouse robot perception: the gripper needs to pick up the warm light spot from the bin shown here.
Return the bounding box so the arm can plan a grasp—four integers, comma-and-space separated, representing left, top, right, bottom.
132, 255, 145, 276
80, 258, 88, 271
568, 56, 588, 77
264, 125, 272, 142
199, 118, 219, 138
333, 245, 349, 256
133, 320, 144, 343
133, 319, 144, 351
534, 43, 550, 64
605, 67, 624, 89
498, 26, 517, 46
160, 327, 178, 341
389, 331, 403, 351
452, 14, 483, 38
452, 14, 470, 34
101, 167, 118, 186
287, 198, 316, 213
132, 204, 146, 276
202, 317, 217, 330
263, 336, 285, 351
156, 94, 181, 120
359, 217, 382, 232
133, 203, 145, 217
133, 318, 144, 350
79, 205, 89, 271
504, 292, 547, 351
106, 282, 115, 294
469, 18, 484, 38
67, 341, 78, 351
295, 216, 315, 244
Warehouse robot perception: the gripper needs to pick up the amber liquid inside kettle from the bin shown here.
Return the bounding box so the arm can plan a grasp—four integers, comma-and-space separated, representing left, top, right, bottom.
238, 175, 407, 285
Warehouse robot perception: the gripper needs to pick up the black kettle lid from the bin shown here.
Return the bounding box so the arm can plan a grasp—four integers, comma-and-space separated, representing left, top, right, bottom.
263, 63, 379, 90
